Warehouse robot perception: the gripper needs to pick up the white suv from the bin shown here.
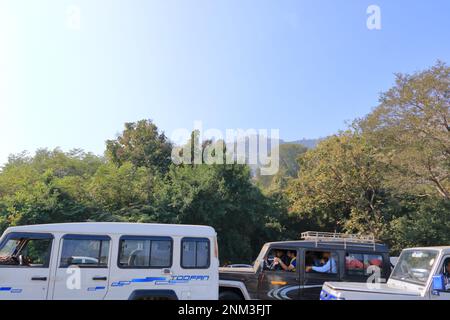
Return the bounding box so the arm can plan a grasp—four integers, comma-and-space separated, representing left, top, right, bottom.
321, 246, 450, 300
0, 222, 219, 300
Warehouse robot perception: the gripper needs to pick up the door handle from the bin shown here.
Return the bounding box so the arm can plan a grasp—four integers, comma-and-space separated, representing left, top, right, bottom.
92, 276, 107, 281
31, 277, 47, 281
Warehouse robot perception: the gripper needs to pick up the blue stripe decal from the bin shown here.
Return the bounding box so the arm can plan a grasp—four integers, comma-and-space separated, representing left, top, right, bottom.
111, 275, 210, 287
87, 286, 106, 291
10, 289, 23, 293
132, 277, 166, 283
0, 287, 22, 293
111, 277, 167, 287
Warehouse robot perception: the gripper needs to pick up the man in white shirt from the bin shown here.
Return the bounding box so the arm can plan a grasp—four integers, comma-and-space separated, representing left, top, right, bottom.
306, 252, 337, 273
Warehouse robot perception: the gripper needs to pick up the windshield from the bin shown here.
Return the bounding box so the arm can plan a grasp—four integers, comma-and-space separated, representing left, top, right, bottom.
391, 249, 438, 285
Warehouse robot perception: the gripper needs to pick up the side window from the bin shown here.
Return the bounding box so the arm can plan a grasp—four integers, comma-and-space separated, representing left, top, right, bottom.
305, 251, 338, 275
118, 237, 172, 268
181, 238, 210, 269
0, 233, 53, 268
345, 252, 384, 276
264, 248, 297, 272
60, 235, 110, 268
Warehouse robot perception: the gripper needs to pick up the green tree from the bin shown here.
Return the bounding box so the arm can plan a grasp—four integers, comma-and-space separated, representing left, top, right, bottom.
0, 149, 106, 232
154, 163, 282, 263
0, 149, 104, 196
106, 120, 173, 173
87, 162, 153, 212
359, 61, 450, 199
389, 197, 450, 254
0, 171, 96, 229
256, 143, 308, 192
287, 132, 396, 239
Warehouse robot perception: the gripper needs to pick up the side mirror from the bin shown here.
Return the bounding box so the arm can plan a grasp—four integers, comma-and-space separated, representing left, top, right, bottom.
432, 275, 445, 295
18, 255, 24, 266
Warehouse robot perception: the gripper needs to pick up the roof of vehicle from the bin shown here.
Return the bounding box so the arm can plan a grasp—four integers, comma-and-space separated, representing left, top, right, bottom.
4, 222, 216, 237
265, 240, 389, 252
402, 246, 450, 254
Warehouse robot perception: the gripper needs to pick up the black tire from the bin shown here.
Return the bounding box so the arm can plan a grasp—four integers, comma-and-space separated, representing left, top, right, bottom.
219, 290, 243, 300
128, 290, 178, 300
135, 296, 172, 301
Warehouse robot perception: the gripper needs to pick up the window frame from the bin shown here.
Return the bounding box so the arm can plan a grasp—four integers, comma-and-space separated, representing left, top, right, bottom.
344, 251, 385, 277
117, 235, 173, 269
0, 232, 54, 269
180, 237, 211, 270
263, 246, 299, 274
59, 234, 111, 269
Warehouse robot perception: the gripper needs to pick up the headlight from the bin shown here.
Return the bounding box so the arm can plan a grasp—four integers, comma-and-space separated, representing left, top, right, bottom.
320, 289, 345, 300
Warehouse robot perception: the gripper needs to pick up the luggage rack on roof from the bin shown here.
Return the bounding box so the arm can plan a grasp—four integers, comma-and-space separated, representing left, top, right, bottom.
301, 231, 379, 251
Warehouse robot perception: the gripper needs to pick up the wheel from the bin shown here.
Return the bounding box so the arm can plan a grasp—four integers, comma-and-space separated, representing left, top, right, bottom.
219, 290, 243, 300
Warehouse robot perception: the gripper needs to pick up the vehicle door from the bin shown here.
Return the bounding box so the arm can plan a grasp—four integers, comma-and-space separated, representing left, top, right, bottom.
257, 247, 300, 300
109, 236, 174, 300
0, 232, 53, 300
430, 256, 450, 300
301, 249, 340, 300
52, 234, 111, 300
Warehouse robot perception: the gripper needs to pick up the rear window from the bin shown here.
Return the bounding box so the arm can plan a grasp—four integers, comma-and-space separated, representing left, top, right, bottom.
181, 238, 210, 269
345, 252, 384, 276
118, 236, 172, 268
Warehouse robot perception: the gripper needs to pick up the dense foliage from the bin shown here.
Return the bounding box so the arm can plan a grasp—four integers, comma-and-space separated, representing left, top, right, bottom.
0, 63, 448, 261
0, 122, 294, 263
286, 62, 449, 254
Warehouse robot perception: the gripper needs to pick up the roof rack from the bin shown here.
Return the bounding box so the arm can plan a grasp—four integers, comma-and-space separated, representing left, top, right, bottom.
301, 231, 379, 251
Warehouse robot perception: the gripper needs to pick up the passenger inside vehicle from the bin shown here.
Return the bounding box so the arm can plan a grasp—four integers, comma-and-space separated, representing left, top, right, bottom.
306, 252, 321, 267
305, 251, 337, 273
266, 249, 289, 271
274, 250, 297, 272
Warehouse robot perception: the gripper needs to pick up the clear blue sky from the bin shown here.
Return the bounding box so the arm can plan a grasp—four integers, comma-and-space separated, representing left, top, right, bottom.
0, 0, 449, 165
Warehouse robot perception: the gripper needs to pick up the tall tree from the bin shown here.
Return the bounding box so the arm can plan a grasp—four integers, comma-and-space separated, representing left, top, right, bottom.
106, 120, 173, 173
359, 61, 450, 199
153, 163, 283, 263
287, 132, 395, 239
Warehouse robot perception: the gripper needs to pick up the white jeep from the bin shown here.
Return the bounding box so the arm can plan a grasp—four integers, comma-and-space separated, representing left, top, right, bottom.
321, 246, 450, 300
0, 222, 219, 300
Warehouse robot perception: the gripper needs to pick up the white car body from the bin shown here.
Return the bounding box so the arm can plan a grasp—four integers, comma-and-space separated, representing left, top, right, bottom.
0, 222, 219, 300
321, 246, 450, 300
